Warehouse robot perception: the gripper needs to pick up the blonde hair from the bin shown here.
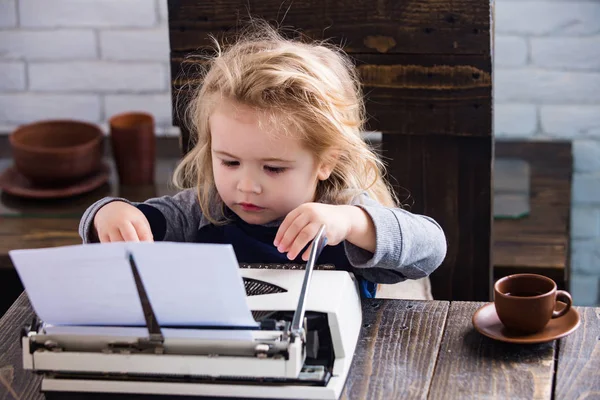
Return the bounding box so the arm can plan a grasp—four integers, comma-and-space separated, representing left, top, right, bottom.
173, 22, 398, 224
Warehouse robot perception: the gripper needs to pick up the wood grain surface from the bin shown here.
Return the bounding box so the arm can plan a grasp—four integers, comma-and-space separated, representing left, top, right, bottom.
1, 295, 598, 399
555, 307, 600, 399
429, 302, 556, 399
0, 294, 42, 400
171, 53, 492, 138
167, 0, 490, 55
341, 300, 449, 400
383, 135, 492, 301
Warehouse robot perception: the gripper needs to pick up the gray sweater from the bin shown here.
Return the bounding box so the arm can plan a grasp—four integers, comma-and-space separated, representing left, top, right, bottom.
79, 189, 447, 284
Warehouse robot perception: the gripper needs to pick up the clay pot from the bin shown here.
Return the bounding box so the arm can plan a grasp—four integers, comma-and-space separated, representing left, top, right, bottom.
9, 120, 104, 187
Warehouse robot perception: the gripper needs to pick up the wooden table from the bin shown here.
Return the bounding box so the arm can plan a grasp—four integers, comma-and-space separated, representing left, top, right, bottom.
1, 294, 598, 399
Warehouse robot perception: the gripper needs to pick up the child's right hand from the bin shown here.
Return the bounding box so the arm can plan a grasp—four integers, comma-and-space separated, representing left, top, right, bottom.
93, 201, 153, 243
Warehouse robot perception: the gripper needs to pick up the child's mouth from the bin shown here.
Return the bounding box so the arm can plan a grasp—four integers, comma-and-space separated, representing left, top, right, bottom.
239, 202, 264, 212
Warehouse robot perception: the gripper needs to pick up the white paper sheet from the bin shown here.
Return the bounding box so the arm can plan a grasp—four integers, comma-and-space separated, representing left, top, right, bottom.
9, 242, 258, 330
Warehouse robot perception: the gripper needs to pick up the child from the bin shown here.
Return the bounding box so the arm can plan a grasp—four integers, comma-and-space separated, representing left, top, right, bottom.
79, 23, 447, 299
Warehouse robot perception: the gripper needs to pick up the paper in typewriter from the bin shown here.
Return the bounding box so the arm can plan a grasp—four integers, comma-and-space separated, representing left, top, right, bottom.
9, 242, 258, 330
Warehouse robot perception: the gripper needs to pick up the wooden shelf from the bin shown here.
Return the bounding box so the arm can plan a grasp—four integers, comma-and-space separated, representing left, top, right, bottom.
493, 140, 572, 290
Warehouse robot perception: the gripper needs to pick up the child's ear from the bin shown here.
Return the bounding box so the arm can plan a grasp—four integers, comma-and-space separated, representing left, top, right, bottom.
317, 150, 339, 181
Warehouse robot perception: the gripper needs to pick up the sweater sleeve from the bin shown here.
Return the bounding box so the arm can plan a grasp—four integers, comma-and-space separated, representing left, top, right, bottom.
344, 195, 447, 284
78, 189, 204, 244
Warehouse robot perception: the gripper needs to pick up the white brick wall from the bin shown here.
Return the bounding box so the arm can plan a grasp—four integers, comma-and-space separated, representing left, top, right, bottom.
0, 30, 98, 60
100, 30, 170, 61
495, 70, 600, 103
29, 62, 166, 92
0, 62, 26, 91
0, 0, 175, 135
494, 0, 600, 306
0, 0, 599, 305
494, 104, 537, 137
19, 0, 157, 28
531, 37, 600, 70
0, 94, 101, 123
495, 2, 600, 36
541, 106, 600, 138
0, 0, 18, 27
104, 94, 172, 126
494, 36, 528, 67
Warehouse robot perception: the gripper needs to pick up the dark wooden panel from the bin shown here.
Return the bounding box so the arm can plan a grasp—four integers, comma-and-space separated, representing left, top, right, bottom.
341, 299, 449, 400
383, 135, 492, 301
171, 53, 492, 141
555, 307, 600, 399
168, 0, 490, 55
357, 54, 491, 136
429, 302, 556, 399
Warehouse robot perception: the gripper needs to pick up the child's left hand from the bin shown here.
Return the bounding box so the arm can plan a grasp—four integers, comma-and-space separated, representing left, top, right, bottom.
274, 203, 353, 261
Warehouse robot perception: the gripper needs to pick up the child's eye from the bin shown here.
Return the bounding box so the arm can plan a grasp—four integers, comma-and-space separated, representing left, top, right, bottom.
264, 165, 286, 174
221, 160, 239, 168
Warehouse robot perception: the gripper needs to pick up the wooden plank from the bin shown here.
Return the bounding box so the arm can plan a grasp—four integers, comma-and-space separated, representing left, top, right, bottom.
342, 299, 449, 400
493, 141, 572, 278
168, 0, 491, 55
170, 53, 492, 141
0, 294, 43, 400
356, 53, 491, 136
429, 301, 556, 400
384, 135, 492, 301
493, 241, 568, 270
555, 307, 600, 399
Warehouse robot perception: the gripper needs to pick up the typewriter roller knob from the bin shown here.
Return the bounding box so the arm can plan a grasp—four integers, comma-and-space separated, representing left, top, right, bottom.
254, 343, 271, 358
44, 340, 62, 352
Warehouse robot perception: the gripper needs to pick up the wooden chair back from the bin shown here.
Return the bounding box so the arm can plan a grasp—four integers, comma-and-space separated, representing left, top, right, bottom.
167, 0, 493, 300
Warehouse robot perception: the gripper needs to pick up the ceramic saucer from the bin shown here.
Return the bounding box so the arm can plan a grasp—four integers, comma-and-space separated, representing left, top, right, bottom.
0, 162, 110, 199
472, 302, 580, 344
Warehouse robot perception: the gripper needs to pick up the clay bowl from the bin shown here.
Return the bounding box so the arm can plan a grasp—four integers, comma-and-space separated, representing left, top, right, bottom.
9, 120, 104, 187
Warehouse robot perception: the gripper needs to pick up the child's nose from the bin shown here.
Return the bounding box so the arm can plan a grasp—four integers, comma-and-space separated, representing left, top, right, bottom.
237, 174, 261, 194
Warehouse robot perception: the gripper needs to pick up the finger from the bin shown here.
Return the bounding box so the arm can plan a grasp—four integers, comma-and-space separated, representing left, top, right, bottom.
286, 222, 320, 260
132, 218, 153, 242
277, 212, 309, 253
98, 232, 111, 243
108, 230, 125, 243
118, 222, 140, 242
274, 207, 301, 247
301, 243, 313, 262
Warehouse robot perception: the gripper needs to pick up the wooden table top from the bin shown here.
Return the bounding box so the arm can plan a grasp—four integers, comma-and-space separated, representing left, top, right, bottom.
1, 293, 598, 399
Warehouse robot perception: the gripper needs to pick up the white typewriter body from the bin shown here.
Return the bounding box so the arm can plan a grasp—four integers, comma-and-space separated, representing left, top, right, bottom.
18, 227, 363, 399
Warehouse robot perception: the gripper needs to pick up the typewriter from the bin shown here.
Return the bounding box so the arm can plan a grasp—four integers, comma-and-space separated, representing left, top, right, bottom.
14, 226, 362, 399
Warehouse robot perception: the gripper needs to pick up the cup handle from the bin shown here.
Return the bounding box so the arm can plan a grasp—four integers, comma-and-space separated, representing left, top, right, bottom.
552, 290, 572, 318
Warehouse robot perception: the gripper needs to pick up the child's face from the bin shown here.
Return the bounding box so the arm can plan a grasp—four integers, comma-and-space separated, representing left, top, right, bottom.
210, 100, 331, 225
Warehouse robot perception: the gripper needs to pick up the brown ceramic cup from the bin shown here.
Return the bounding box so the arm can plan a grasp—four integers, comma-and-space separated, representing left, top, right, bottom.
494, 274, 572, 334
109, 112, 155, 185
